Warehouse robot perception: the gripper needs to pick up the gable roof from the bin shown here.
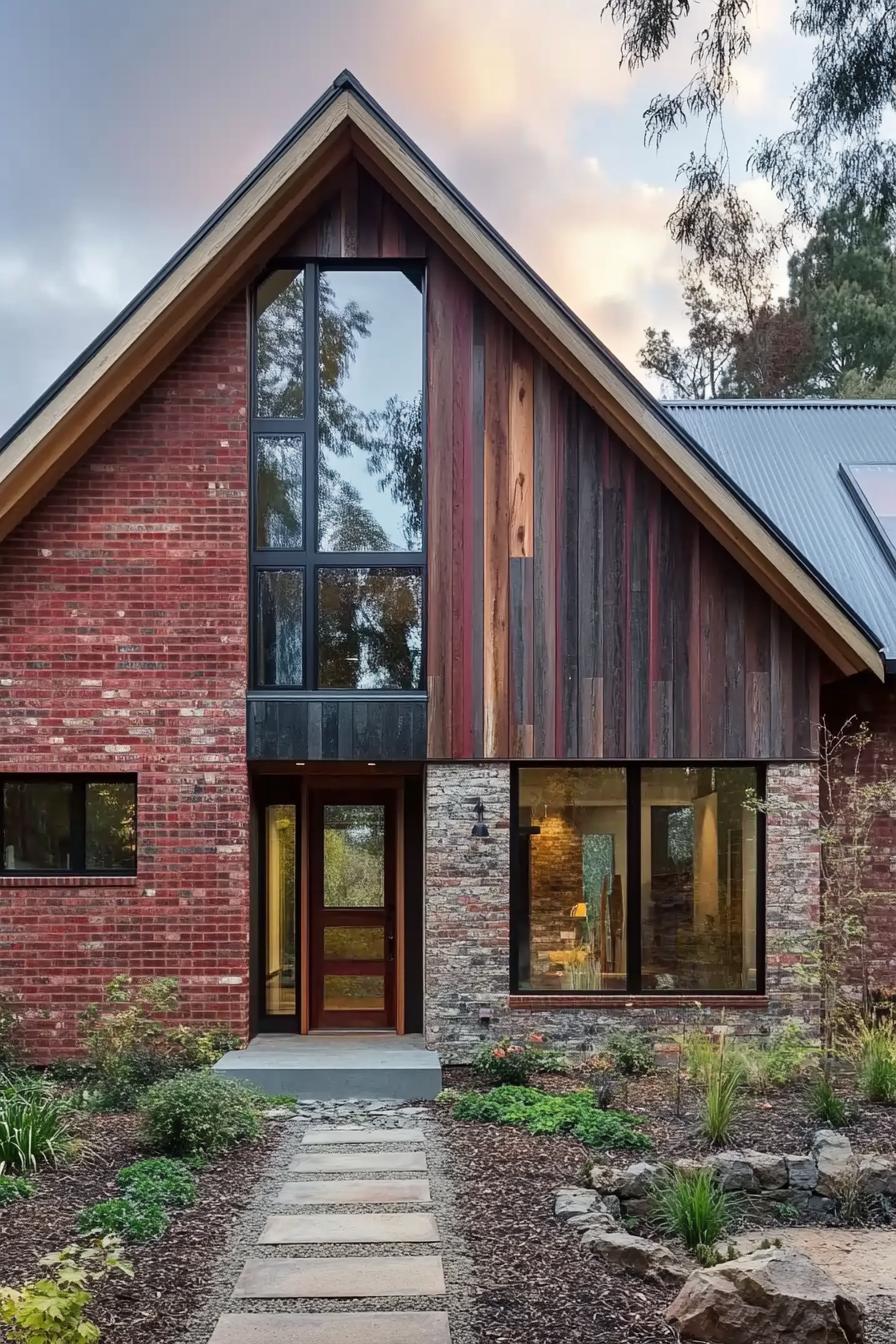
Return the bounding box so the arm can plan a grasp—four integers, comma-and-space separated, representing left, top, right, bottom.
0, 71, 884, 680
667, 399, 896, 668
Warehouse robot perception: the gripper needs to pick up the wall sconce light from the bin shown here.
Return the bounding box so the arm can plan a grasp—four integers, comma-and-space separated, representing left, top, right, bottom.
471, 798, 489, 837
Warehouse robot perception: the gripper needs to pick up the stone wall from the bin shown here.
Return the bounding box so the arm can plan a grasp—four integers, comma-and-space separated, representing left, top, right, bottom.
424, 761, 821, 1061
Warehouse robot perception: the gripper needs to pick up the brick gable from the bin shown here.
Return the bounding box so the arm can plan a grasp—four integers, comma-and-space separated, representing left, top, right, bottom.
0, 297, 250, 1057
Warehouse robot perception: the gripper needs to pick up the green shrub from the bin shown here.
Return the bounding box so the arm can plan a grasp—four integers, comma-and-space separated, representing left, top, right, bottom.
0, 1174, 34, 1205
117, 1156, 196, 1208
852, 1021, 896, 1104
605, 1030, 654, 1077
809, 1074, 849, 1127
743, 1025, 816, 1090
0, 1086, 70, 1172
471, 1034, 567, 1085
650, 1166, 733, 1254
166, 1025, 243, 1070
78, 1195, 168, 1243
702, 1059, 742, 1146
0, 1237, 132, 1344
450, 1085, 650, 1150
140, 1071, 262, 1157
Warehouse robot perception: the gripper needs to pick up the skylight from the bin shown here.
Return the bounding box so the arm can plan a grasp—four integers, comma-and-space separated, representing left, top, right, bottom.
841, 464, 896, 570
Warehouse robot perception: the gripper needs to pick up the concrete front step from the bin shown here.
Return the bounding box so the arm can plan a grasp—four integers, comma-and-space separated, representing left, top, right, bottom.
275, 1179, 431, 1205
214, 1033, 443, 1100
209, 1312, 451, 1342
290, 1151, 428, 1174
259, 1212, 441, 1244
233, 1254, 446, 1299
301, 1127, 426, 1146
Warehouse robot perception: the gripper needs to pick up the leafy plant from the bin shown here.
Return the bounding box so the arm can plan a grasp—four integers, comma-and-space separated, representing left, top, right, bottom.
165, 1025, 242, 1070
139, 1071, 262, 1158
808, 1074, 850, 1127
746, 1025, 817, 1090
0, 1237, 132, 1344
702, 1057, 743, 1147
0, 1086, 71, 1173
471, 1034, 567, 1085
604, 1030, 654, 1077
117, 1157, 196, 1208
0, 1174, 34, 1205
450, 1085, 650, 1150
851, 1020, 896, 1105
0, 990, 23, 1071
650, 1166, 734, 1255
78, 1196, 168, 1243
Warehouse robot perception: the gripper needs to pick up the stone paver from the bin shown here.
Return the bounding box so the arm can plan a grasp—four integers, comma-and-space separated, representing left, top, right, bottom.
735, 1227, 896, 1301
290, 1150, 428, 1174
301, 1126, 426, 1146
259, 1211, 441, 1244
209, 1311, 451, 1343
276, 1179, 431, 1205
233, 1254, 446, 1299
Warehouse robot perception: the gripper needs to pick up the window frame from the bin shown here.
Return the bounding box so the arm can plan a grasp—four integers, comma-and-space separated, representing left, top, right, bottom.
839, 463, 896, 578
249, 259, 427, 694
509, 762, 766, 997
0, 774, 138, 877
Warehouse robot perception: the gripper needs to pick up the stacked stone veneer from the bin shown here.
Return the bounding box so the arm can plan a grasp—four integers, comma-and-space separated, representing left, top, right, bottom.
424, 762, 821, 1061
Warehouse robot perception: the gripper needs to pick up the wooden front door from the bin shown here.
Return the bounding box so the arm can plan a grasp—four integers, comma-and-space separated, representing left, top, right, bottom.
309, 786, 397, 1030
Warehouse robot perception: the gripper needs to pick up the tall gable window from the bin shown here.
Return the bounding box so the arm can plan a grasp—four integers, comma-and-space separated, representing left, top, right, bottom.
251, 263, 424, 691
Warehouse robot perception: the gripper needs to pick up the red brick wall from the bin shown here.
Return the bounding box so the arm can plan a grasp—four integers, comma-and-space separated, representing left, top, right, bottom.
822, 674, 896, 997
0, 298, 250, 1060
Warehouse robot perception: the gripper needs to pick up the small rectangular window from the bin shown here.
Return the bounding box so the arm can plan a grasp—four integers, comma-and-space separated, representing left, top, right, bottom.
256, 435, 304, 549
1, 776, 136, 874
317, 566, 422, 689
256, 269, 305, 419
256, 568, 304, 688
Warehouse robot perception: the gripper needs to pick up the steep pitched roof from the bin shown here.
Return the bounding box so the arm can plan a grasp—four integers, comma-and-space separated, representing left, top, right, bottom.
0, 71, 883, 679
667, 399, 896, 667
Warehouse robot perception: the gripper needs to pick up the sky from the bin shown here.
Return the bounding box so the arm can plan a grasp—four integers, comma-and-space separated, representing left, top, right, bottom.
0, 0, 811, 433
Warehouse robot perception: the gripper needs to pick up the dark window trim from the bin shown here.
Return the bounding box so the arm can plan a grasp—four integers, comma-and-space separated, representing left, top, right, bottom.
249, 260, 427, 693
0, 774, 138, 877
509, 762, 766, 998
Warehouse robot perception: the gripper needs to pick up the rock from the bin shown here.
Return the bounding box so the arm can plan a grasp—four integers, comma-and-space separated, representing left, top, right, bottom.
857, 1154, 896, 1197
813, 1130, 854, 1197
262, 1106, 294, 1119
554, 1187, 598, 1220
806, 1195, 836, 1219
786, 1154, 819, 1190
601, 1193, 622, 1220
665, 1246, 864, 1343
743, 1149, 788, 1190
707, 1151, 757, 1192
566, 1210, 617, 1232
616, 1161, 662, 1199
589, 1163, 623, 1194
674, 1158, 706, 1179
583, 1230, 689, 1283
622, 1196, 654, 1219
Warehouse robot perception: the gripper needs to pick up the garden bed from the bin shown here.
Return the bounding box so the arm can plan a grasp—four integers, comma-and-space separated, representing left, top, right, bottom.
0, 1106, 278, 1344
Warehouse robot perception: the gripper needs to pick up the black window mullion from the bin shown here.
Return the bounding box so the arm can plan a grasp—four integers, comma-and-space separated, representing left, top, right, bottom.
71, 780, 87, 872
626, 765, 642, 993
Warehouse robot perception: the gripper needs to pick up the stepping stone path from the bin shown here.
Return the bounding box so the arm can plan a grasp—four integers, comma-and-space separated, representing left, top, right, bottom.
207, 1115, 451, 1343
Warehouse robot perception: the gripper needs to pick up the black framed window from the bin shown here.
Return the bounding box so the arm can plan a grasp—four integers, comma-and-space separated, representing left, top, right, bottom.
250, 261, 425, 691
511, 764, 763, 995
1, 775, 137, 875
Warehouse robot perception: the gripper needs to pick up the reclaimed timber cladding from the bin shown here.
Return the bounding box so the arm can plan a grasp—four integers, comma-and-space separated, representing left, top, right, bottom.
425, 249, 821, 762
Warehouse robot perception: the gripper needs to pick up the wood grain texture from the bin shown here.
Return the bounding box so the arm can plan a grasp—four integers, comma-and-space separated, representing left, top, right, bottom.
509, 337, 534, 558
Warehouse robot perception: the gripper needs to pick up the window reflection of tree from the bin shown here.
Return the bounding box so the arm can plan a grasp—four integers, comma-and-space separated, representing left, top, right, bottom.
319, 568, 422, 690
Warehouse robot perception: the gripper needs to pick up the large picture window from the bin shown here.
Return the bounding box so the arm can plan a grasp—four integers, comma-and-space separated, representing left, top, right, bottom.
250, 262, 424, 691
1, 776, 137, 875
512, 765, 761, 995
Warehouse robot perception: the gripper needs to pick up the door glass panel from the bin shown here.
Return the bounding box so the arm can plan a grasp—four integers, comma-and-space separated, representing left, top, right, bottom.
256, 435, 304, 549
323, 805, 385, 907
256, 269, 304, 418
323, 926, 385, 961
265, 804, 296, 1015
324, 975, 385, 1013
318, 268, 423, 551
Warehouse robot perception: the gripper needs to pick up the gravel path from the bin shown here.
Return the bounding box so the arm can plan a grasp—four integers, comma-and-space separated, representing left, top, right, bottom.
181, 1100, 475, 1343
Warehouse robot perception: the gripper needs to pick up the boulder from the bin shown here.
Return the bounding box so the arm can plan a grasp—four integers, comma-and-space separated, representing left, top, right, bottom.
812, 1130, 854, 1198
566, 1210, 617, 1232
601, 1192, 622, 1220
674, 1158, 706, 1179
589, 1163, 623, 1195
742, 1149, 788, 1190
707, 1151, 757, 1192
857, 1153, 896, 1197
665, 1246, 864, 1343
785, 1153, 818, 1190
554, 1187, 598, 1220
582, 1229, 688, 1283
616, 1160, 662, 1199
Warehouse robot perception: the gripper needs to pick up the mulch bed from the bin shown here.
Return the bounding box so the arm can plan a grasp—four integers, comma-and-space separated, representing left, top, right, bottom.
0, 1109, 277, 1344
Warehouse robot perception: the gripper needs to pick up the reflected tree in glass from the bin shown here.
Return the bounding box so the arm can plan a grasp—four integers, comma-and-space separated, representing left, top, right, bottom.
318, 568, 422, 689
86, 781, 136, 871
256, 270, 304, 418
256, 436, 304, 549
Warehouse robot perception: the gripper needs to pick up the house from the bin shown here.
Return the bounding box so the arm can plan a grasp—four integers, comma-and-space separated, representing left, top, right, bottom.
1, 73, 893, 1072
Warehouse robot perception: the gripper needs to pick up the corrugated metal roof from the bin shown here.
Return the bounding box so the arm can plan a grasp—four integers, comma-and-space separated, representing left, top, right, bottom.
665, 400, 896, 661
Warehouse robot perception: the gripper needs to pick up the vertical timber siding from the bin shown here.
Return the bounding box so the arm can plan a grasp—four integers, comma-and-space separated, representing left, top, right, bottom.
426, 250, 820, 761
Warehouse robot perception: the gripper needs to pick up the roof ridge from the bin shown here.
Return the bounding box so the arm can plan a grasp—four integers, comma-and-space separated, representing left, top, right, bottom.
663, 398, 896, 409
